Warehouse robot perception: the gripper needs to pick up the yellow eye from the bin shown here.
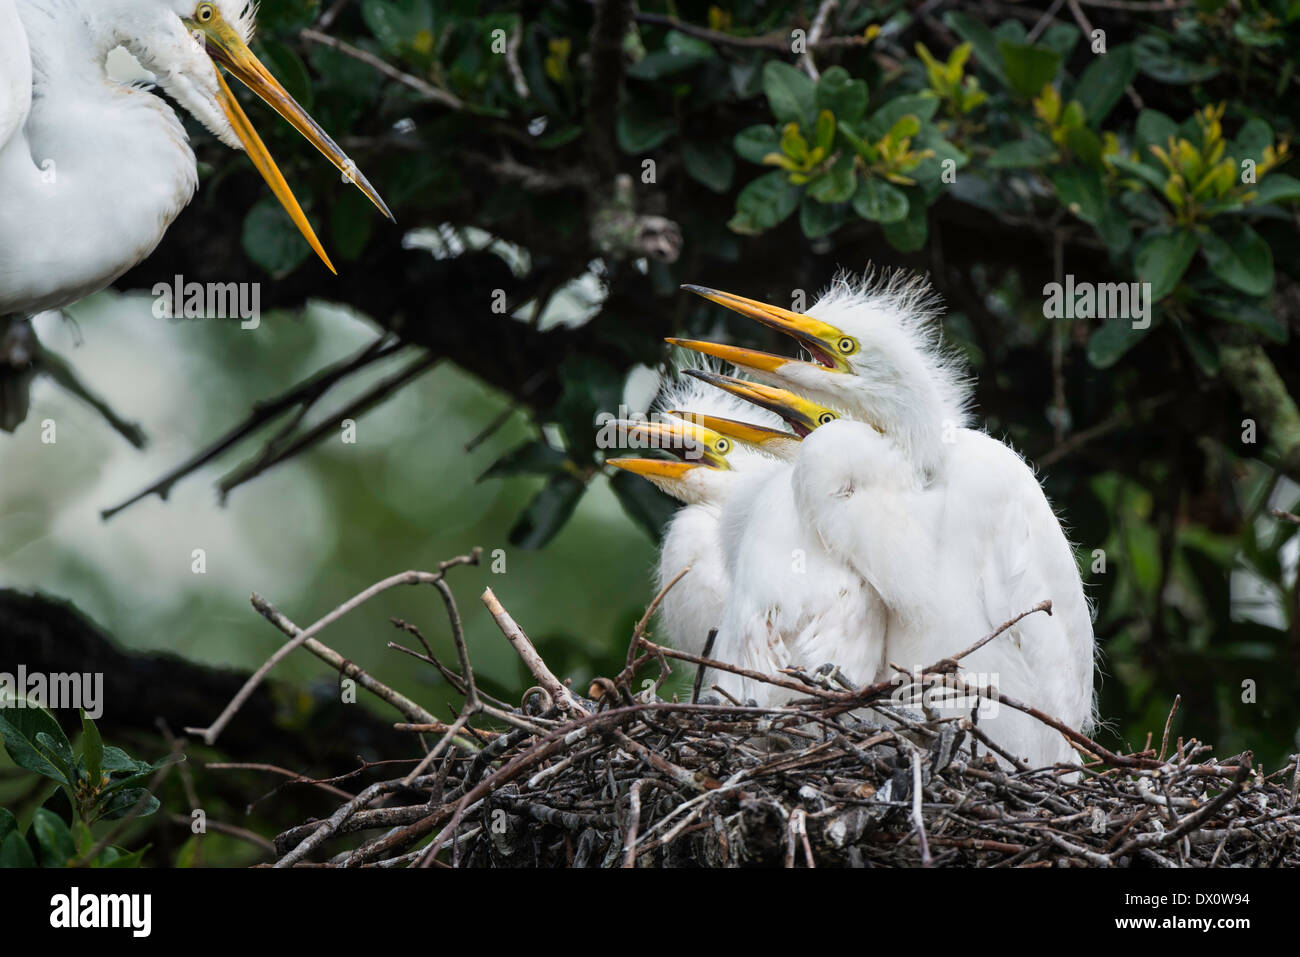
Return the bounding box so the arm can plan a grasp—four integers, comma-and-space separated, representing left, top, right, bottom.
714, 438, 731, 454
817, 411, 838, 426
837, 336, 858, 355
196, 3, 215, 22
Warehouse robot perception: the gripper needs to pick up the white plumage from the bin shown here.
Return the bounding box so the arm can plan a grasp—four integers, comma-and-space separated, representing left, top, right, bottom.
656, 273, 1096, 769
627, 365, 787, 658
1, 0, 389, 317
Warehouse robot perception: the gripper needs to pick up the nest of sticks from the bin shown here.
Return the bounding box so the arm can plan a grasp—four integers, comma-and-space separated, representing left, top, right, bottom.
187, 552, 1300, 868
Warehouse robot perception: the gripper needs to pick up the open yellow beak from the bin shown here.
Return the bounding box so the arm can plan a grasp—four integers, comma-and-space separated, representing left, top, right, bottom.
681, 284, 853, 373
683, 369, 839, 437
663, 411, 797, 452
606, 458, 704, 483
615, 419, 734, 469
666, 338, 794, 376
187, 7, 394, 273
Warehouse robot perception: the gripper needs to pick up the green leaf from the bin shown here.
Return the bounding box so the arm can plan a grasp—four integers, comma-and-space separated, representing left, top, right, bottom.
1050, 166, 1105, 224
807, 153, 856, 204
509, 474, 586, 550
987, 138, 1056, 169
80, 711, 102, 787
868, 94, 939, 136
609, 470, 678, 540
852, 177, 909, 224
1087, 321, 1152, 369
1177, 323, 1221, 377
1133, 35, 1220, 84
944, 12, 1009, 87
1065, 126, 1104, 168
1254, 173, 1300, 205
1199, 295, 1287, 342
0, 832, 35, 868
997, 41, 1061, 97
1073, 45, 1136, 126
799, 193, 847, 238
1235, 118, 1273, 162
815, 67, 868, 124
1136, 229, 1198, 300
1108, 154, 1168, 192
242, 197, 313, 278
762, 61, 816, 127
0, 809, 16, 848
102, 752, 185, 795
882, 193, 928, 251
361, 0, 433, 57
481, 440, 569, 480
0, 699, 74, 785
729, 171, 802, 234
329, 189, 376, 263
616, 99, 676, 153
100, 746, 146, 775
627, 30, 715, 79
1200, 222, 1273, 296
31, 809, 75, 868
1136, 110, 1178, 163
735, 125, 780, 164
683, 139, 735, 193
99, 790, 160, 821
101, 846, 149, 869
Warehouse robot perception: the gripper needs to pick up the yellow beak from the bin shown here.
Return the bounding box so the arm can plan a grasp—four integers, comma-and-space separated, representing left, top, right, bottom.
606, 457, 704, 483
614, 419, 735, 469
187, 7, 394, 273
682, 369, 839, 437
666, 337, 795, 376
662, 411, 797, 451
681, 284, 852, 373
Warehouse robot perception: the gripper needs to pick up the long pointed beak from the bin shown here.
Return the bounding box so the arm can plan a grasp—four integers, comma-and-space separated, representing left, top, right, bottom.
682, 369, 837, 437
666, 338, 797, 376
663, 411, 797, 450
681, 284, 851, 373
210, 68, 336, 273
188, 8, 394, 271
614, 419, 733, 469
606, 457, 704, 483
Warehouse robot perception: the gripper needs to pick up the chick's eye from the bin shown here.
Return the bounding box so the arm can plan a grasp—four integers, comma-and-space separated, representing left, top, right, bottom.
197, 3, 214, 20
715, 438, 731, 454
837, 336, 858, 355
818, 412, 837, 426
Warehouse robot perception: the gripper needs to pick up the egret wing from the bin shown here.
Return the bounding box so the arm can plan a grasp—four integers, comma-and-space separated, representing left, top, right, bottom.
0, 0, 32, 152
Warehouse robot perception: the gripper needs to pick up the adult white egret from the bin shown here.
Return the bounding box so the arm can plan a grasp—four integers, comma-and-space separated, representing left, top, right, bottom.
672, 276, 1095, 767
0, 0, 392, 318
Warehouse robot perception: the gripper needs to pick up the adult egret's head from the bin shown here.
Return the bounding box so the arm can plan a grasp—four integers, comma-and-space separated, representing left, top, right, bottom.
109, 0, 392, 270
670, 273, 971, 479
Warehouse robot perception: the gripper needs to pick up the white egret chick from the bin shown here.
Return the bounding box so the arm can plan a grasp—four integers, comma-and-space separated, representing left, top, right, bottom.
604, 373, 791, 658
672, 276, 1095, 765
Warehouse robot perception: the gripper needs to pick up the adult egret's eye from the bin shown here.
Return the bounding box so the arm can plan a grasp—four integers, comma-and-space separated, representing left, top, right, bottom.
715, 438, 731, 454
837, 336, 859, 355
196, 3, 214, 22
818, 411, 838, 426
